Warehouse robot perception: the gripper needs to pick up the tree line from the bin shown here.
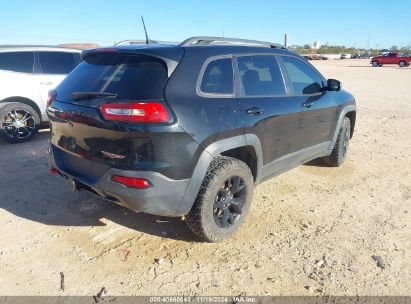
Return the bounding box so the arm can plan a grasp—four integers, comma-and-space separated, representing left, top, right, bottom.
290, 44, 411, 55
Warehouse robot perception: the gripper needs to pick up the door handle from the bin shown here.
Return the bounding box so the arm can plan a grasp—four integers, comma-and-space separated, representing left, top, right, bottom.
302, 101, 314, 108
40, 81, 53, 85
245, 107, 264, 115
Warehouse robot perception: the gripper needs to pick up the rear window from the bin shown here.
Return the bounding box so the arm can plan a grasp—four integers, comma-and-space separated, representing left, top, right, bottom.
56, 53, 168, 103
200, 58, 233, 95
0, 52, 34, 73
38, 52, 79, 74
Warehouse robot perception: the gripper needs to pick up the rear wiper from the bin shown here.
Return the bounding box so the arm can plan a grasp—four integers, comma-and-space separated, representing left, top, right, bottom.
72, 92, 118, 100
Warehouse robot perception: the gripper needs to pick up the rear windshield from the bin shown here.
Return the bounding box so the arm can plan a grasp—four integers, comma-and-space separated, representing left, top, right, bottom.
56, 53, 168, 103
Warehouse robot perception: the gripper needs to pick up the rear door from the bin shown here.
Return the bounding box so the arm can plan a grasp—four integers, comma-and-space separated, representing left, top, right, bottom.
34, 51, 80, 107
388, 53, 398, 64
278, 55, 339, 150
235, 54, 302, 168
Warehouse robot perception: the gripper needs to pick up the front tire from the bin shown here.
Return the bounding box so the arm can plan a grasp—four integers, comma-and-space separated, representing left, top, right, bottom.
0, 102, 40, 143
186, 156, 254, 242
399, 61, 406, 67
372, 60, 380, 67
323, 117, 351, 167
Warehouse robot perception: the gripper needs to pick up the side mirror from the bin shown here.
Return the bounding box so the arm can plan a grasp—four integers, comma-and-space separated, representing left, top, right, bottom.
327, 79, 341, 91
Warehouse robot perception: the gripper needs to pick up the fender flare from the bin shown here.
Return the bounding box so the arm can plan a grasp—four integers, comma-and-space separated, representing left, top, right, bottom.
174, 134, 263, 216
328, 105, 356, 150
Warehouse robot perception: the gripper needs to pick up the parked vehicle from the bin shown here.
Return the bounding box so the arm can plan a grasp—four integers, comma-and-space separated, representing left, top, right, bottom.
351, 53, 371, 59
303, 54, 328, 61
0, 46, 81, 142
340, 54, 350, 59
47, 37, 356, 242
370, 52, 411, 67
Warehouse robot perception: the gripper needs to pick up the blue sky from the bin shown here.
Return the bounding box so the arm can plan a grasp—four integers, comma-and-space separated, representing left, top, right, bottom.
1, 0, 410, 48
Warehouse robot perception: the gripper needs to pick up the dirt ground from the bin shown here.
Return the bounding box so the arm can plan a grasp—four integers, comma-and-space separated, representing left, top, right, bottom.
0, 59, 410, 296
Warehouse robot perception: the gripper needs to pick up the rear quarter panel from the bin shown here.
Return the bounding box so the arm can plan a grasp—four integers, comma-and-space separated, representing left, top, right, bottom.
164, 47, 244, 168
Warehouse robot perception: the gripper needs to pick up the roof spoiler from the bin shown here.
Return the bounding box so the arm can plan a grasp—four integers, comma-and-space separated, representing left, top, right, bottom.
80, 48, 181, 78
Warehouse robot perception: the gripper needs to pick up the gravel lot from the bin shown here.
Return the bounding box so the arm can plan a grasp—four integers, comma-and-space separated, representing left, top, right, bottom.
0, 59, 410, 296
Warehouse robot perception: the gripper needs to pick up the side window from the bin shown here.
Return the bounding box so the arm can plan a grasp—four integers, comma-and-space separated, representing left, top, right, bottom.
200, 58, 233, 95
237, 55, 286, 96
38, 52, 78, 75
281, 56, 323, 95
0, 52, 34, 73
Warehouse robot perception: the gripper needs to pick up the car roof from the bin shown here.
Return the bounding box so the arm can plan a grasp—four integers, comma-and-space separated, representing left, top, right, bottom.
0, 45, 82, 53
103, 36, 293, 54
83, 37, 301, 68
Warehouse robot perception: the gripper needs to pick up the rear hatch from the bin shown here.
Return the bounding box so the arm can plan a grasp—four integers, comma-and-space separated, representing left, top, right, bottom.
48, 49, 182, 182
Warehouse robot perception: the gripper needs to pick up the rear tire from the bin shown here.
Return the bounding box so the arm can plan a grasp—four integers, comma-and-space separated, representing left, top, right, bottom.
322, 117, 351, 167
0, 102, 40, 143
186, 156, 254, 242
372, 61, 380, 67
399, 61, 406, 67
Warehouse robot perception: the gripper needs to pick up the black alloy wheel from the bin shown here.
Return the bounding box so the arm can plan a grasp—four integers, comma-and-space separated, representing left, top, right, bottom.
213, 176, 247, 228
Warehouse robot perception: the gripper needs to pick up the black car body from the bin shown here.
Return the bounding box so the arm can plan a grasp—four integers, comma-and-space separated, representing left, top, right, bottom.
48, 37, 356, 242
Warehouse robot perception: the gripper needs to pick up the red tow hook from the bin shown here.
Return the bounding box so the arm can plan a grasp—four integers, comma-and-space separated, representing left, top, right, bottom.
50, 167, 59, 175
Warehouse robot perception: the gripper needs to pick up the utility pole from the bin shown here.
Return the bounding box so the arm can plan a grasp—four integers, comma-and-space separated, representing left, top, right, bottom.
284, 34, 288, 48
367, 31, 370, 50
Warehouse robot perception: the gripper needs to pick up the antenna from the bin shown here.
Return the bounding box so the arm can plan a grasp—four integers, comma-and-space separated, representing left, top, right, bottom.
141, 16, 149, 44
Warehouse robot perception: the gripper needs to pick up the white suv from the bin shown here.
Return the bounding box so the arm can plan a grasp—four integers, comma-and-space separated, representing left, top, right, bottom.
0, 46, 81, 142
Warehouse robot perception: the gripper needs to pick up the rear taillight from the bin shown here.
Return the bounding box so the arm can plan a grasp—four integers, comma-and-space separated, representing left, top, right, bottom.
47, 90, 56, 107
111, 175, 150, 189
100, 102, 169, 123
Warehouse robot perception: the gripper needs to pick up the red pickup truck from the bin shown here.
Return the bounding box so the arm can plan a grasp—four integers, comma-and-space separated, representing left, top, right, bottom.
371, 52, 411, 67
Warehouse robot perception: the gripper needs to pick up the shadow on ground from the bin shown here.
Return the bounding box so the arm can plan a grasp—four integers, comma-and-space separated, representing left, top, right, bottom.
303, 158, 330, 168
0, 131, 198, 242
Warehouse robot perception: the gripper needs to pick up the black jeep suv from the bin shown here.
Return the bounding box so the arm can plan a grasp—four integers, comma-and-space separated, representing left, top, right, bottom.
47, 37, 356, 242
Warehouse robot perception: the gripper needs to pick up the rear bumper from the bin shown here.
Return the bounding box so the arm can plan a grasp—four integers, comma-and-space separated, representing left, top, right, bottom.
48, 144, 190, 216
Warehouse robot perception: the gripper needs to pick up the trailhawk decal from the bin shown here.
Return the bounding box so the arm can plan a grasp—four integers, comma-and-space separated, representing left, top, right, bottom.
101, 151, 126, 159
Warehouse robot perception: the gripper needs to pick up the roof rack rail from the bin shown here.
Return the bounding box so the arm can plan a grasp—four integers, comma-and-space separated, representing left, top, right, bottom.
180, 36, 286, 49
115, 39, 158, 46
